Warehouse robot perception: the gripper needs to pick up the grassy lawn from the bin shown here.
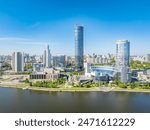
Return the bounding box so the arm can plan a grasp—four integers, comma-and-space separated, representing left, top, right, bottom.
1, 82, 150, 93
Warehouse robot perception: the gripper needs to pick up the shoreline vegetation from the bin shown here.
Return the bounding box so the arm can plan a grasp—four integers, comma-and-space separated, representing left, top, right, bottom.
1, 60, 150, 93
1, 81, 150, 93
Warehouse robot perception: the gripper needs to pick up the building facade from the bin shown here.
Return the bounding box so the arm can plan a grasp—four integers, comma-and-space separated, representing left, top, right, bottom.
116, 40, 131, 82
75, 25, 84, 70
53, 55, 66, 67
84, 63, 118, 81
29, 68, 60, 81
145, 54, 150, 62
33, 63, 44, 72
43, 44, 51, 68
131, 54, 150, 63
12, 52, 24, 72
85, 53, 115, 65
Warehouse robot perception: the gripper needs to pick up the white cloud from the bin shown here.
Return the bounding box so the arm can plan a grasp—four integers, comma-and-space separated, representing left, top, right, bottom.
0, 37, 73, 55
0, 37, 47, 45
0, 37, 30, 41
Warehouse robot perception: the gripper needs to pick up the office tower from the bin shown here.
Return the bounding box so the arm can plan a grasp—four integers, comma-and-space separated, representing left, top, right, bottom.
53, 55, 66, 67
43, 50, 46, 67
84, 62, 91, 77
116, 40, 130, 67
116, 40, 131, 82
145, 54, 150, 62
43, 44, 51, 68
66, 56, 75, 66
24, 53, 30, 63
46, 44, 51, 67
75, 25, 84, 70
12, 52, 24, 72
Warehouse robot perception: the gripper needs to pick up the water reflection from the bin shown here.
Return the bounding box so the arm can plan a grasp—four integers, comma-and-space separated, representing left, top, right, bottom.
0, 87, 150, 113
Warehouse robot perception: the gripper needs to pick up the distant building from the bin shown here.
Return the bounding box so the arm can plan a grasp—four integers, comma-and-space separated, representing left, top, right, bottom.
132, 69, 150, 82
85, 53, 114, 65
66, 56, 75, 66
11, 52, 24, 72
53, 55, 66, 67
75, 25, 84, 70
33, 63, 44, 72
43, 44, 51, 68
116, 40, 131, 82
131, 55, 145, 62
84, 63, 92, 75
29, 68, 60, 81
34, 55, 43, 63
146, 69, 150, 76
43, 50, 46, 66
84, 63, 118, 80
24, 53, 30, 62
131, 54, 150, 63
145, 54, 150, 62
29, 72, 46, 80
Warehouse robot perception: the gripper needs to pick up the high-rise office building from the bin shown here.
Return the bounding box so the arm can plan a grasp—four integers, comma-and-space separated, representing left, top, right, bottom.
116, 40, 130, 67
12, 52, 24, 72
53, 55, 66, 67
116, 40, 131, 82
43, 50, 46, 66
145, 54, 150, 62
43, 44, 51, 68
75, 25, 84, 70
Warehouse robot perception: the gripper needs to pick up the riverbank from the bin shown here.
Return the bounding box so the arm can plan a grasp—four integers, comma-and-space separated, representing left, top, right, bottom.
1, 83, 150, 93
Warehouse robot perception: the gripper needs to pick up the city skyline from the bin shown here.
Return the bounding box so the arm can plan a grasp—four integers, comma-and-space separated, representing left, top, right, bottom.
0, 0, 150, 55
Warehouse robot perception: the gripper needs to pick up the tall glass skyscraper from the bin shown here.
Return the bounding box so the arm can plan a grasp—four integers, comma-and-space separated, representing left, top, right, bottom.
116, 40, 130, 67
43, 44, 51, 68
116, 40, 131, 82
75, 25, 84, 70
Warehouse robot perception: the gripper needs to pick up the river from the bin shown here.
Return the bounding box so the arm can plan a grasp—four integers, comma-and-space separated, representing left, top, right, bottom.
0, 87, 150, 113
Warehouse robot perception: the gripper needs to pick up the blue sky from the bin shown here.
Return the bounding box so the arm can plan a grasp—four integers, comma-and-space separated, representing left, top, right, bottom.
0, 0, 150, 55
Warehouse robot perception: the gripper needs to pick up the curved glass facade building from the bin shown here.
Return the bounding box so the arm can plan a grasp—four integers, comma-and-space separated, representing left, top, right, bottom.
116, 40, 130, 68
75, 25, 84, 69
90, 66, 118, 77
116, 40, 130, 82
43, 44, 51, 68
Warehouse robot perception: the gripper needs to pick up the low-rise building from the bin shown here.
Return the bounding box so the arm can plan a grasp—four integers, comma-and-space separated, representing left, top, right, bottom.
29, 68, 60, 81
84, 53, 114, 65
33, 63, 44, 72
131, 54, 150, 63
84, 63, 118, 81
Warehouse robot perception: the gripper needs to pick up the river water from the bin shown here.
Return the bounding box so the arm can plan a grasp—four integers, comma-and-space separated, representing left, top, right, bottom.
0, 87, 150, 113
